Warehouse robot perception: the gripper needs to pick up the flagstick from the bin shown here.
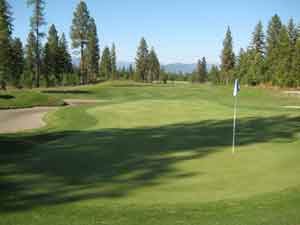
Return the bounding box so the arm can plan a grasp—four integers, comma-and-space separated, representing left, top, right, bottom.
232, 94, 238, 154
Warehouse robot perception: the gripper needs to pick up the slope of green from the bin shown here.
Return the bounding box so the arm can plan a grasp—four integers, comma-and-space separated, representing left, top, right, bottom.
1, 81, 300, 224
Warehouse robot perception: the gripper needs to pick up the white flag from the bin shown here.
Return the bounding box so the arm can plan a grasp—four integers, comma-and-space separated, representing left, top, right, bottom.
233, 79, 240, 97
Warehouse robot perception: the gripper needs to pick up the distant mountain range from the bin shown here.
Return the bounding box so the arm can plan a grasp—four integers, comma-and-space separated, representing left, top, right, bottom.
117, 62, 213, 74
117, 62, 199, 74
162, 63, 197, 74
72, 58, 212, 74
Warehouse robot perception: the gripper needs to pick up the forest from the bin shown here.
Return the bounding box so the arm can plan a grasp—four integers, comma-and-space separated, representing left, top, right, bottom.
0, 0, 300, 89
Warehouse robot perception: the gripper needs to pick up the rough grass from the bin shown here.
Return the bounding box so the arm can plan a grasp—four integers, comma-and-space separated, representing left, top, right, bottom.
0, 81, 300, 225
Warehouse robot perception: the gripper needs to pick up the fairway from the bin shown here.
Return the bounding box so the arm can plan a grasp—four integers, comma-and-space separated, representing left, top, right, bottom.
1, 82, 300, 225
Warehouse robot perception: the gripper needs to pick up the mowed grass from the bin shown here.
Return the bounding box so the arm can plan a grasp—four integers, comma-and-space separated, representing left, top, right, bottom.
0, 89, 64, 109
1, 81, 300, 225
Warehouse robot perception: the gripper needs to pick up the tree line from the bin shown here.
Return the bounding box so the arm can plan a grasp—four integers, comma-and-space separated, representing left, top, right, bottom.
208, 14, 300, 87
1, 1, 299, 89
0, 0, 162, 90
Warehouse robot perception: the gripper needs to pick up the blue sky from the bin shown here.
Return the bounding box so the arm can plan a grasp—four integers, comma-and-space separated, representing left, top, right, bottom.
10, 0, 300, 64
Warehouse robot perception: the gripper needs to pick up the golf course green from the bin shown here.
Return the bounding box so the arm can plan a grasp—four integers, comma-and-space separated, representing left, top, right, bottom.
1, 81, 300, 225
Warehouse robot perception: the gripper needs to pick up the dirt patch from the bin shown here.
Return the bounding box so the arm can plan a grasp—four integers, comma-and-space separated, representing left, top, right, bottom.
64, 99, 106, 106
283, 91, 300, 97
0, 107, 58, 134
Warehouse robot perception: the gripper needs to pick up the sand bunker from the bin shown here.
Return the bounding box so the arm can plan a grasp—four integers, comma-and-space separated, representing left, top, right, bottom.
0, 99, 106, 134
0, 107, 58, 134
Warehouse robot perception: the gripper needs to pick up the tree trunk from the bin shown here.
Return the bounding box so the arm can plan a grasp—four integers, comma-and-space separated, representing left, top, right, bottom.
35, 27, 40, 88
80, 42, 85, 85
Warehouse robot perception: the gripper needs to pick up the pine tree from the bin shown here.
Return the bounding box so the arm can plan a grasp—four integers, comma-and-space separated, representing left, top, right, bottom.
99, 47, 112, 80
58, 33, 72, 75
147, 48, 160, 82
86, 17, 99, 82
274, 26, 292, 86
10, 38, 24, 87
42, 43, 52, 86
135, 37, 149, 81
267, 14, 282, 52
291, 38, 300, 87
27, 0, 46, 88
248, 50, 265, 85
111, 43, 117, 80
195, 59, 202, 83
0, 0, 13, 89
24, 31, 36, 87
287, 18, 298, 86
252, 21, 265, 56
43, 24, 59, 86
128, 64, 134, 80
71, 0, 90, 84
287, 18, 298, 48
249, 22, 266, 84
195, 57, 208, 83
266, 14, 282, 83
119, 66, 126, 79
220, 27, 235, 84
208, 65, 220, 84
235, 48, 247, 83
201, 57, 208, 82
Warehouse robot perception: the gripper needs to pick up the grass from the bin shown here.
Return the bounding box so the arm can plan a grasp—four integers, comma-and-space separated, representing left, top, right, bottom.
0, 89, 64, 109
1, 81, 300, 224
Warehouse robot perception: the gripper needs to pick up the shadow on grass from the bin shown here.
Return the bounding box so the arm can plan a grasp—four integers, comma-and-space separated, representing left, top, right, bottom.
0, 115, 299, 212
0, 95, 15, 100
42, 90, 92, 95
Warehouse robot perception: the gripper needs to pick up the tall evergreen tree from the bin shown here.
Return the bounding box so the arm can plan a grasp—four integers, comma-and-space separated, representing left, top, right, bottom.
201, 57, 208, 82
252, 21, 265, 56
287, 18, 298, 86
275, 26, 293, 86
0, 0, 13, 89
99, 47, 112, 80
27, 0, 46, 88
147, 48, 160, 82
220, 27, 235, 84
248, 50, 265, 85
135, 37, 149, 81
291, 37, 300, 87
58, 33, 72, 75
86, 17, 99, 82
10, 38, 24, 87
266, 14, 282, 83
287, 18, 298, 48
71, 0, 90, 84
24, 31, 36, 87
235, 48, 248, 83
195, 59, 202, 83
249, 22, 266, 84
111, 43, 117, 80
267, 14, 282, 52
43, 24, 59, 86
195, 57, 208, 83
42, 43, 52, 86
128, 64, 134, 80
208, 65, 220, 84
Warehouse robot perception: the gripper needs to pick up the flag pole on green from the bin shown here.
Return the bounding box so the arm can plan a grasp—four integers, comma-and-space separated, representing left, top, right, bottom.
232, 79, 240, 154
